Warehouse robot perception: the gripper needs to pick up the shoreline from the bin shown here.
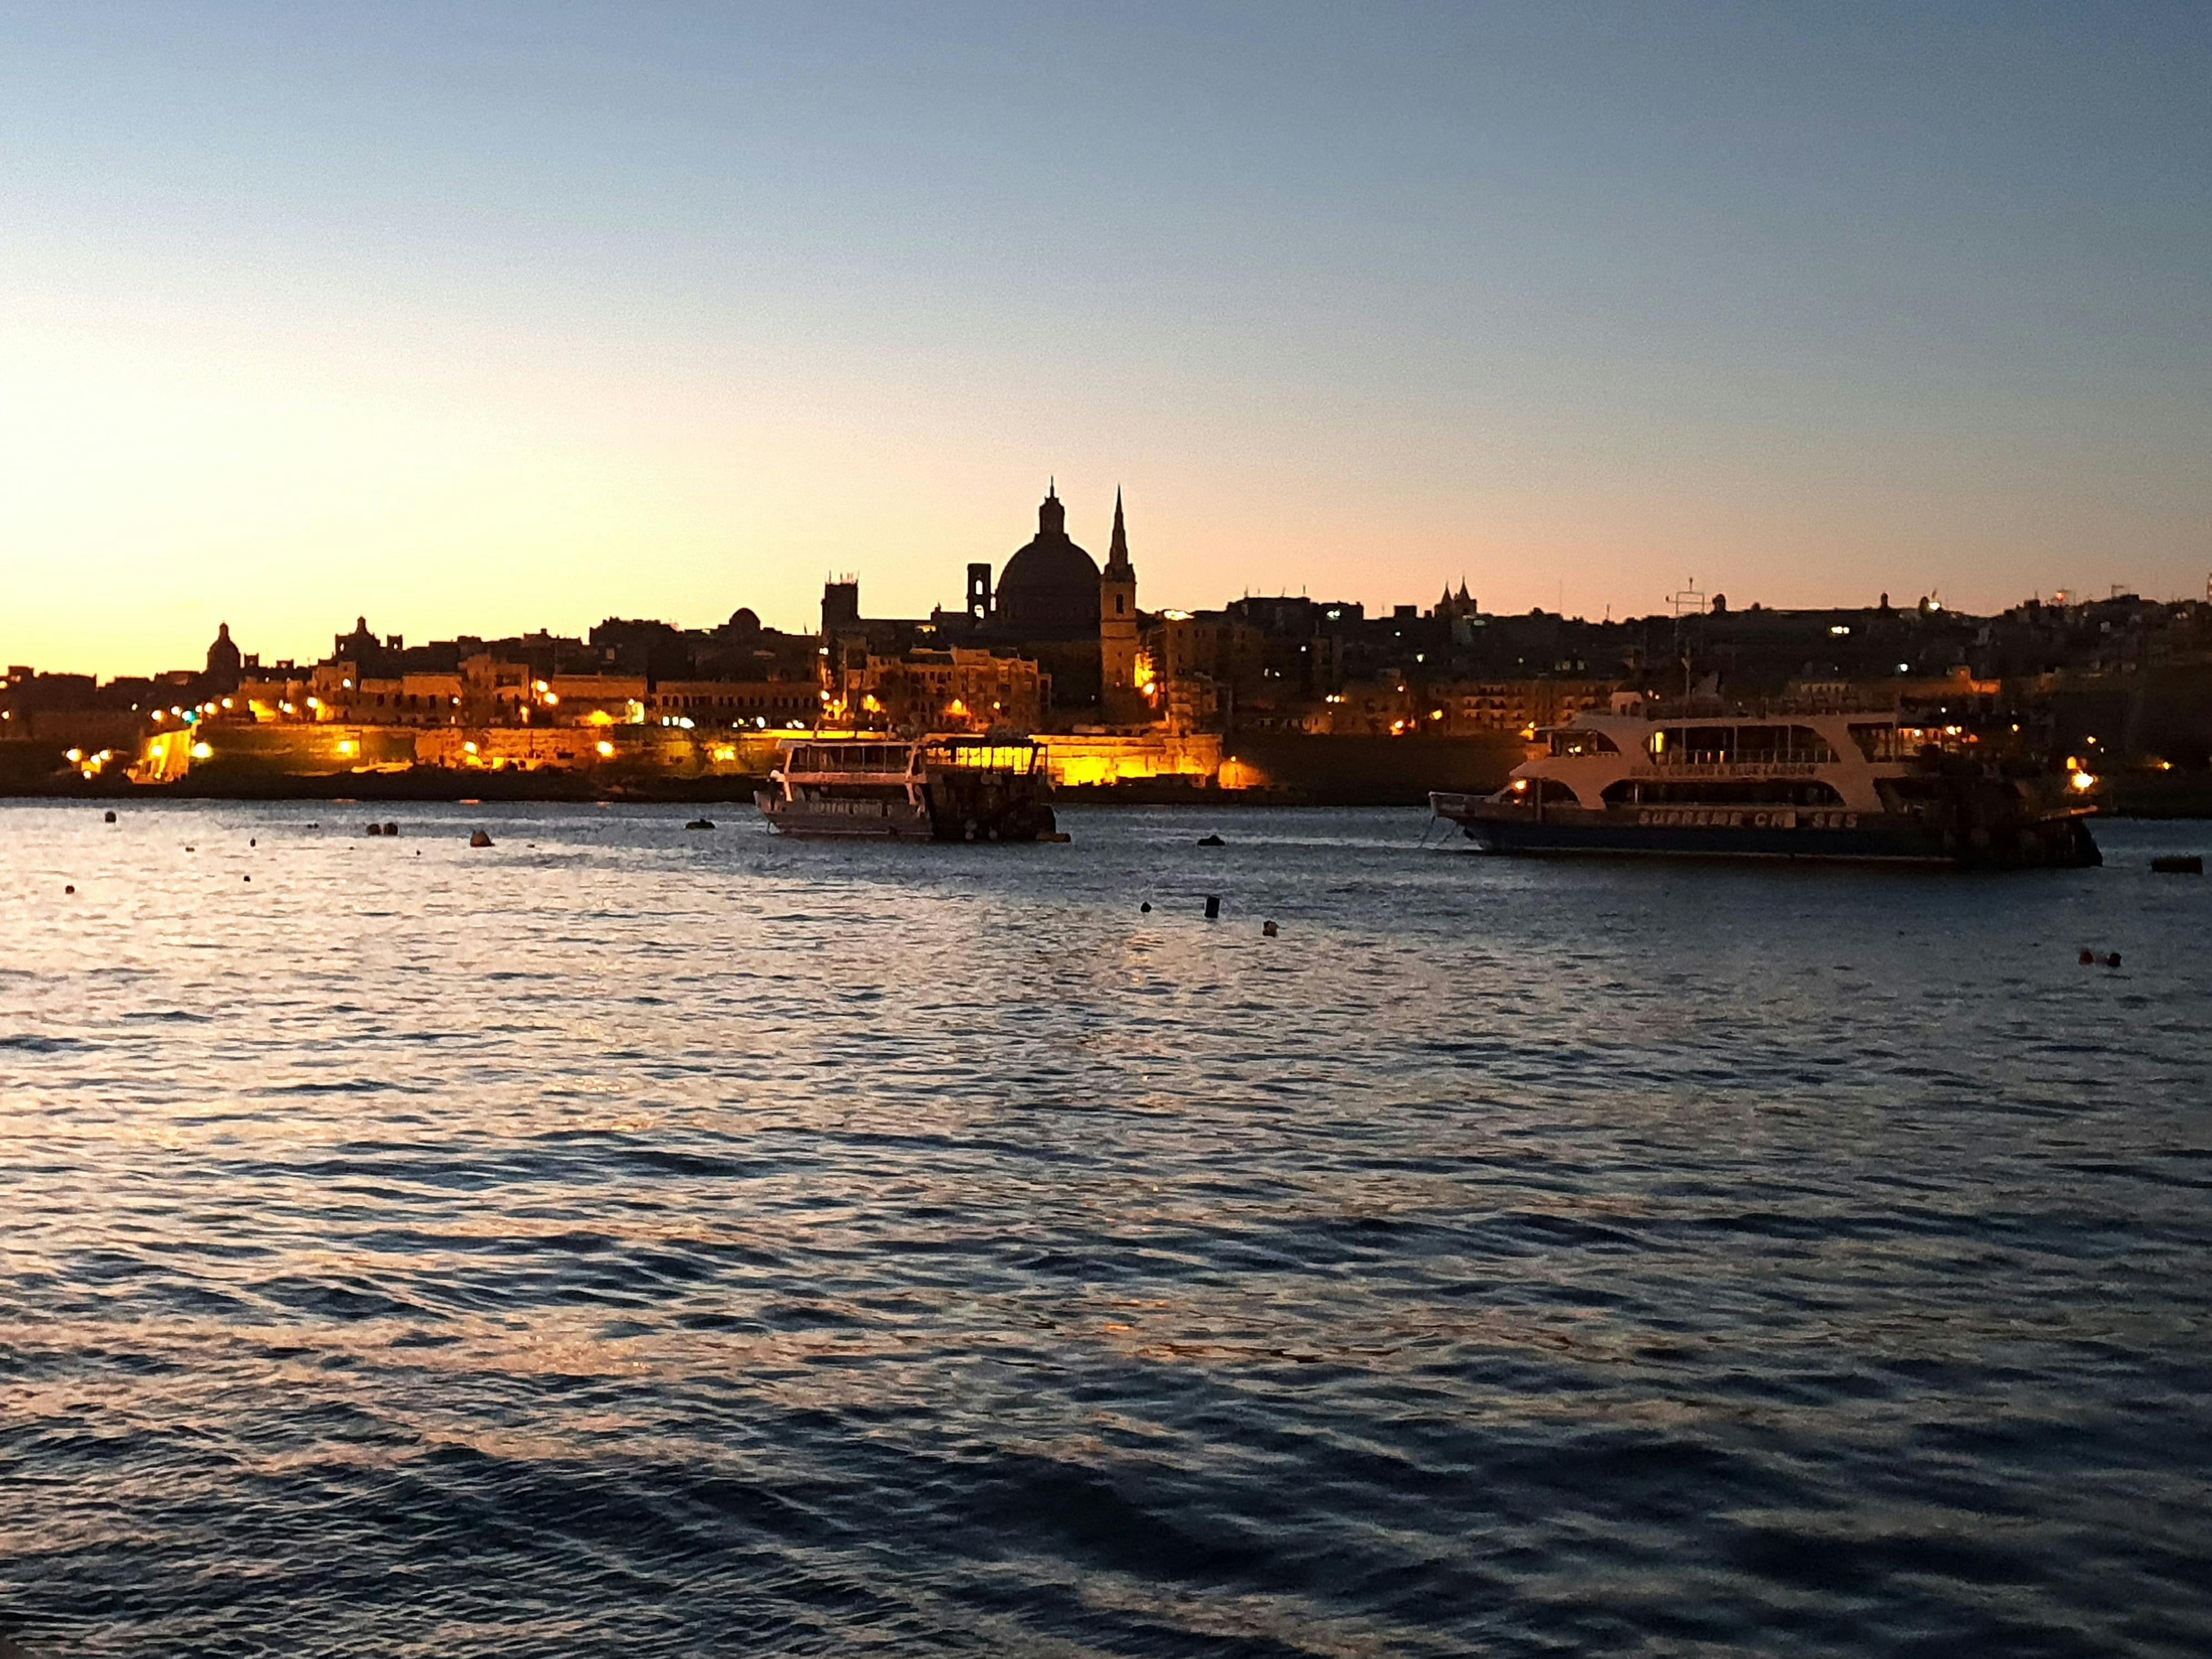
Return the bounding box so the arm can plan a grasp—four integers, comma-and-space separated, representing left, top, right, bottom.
3, 780, 2209, 818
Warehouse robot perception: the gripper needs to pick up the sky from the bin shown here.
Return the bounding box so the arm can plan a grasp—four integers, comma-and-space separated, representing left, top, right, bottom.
1, 1, 2206, 677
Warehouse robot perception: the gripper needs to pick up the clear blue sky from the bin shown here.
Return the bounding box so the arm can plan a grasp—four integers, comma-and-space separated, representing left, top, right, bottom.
2, 1, 2205, 674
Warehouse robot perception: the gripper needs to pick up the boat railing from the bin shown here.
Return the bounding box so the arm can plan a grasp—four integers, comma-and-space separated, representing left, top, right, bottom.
922, 738, 1041, 775
1621, 692, 1907, 721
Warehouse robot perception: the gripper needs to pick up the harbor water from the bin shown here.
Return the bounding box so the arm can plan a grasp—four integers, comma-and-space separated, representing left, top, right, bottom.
2, 802, 2208, 1657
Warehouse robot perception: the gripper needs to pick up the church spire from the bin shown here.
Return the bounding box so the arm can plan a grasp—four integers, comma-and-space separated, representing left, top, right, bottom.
1106, 487, 1131, 573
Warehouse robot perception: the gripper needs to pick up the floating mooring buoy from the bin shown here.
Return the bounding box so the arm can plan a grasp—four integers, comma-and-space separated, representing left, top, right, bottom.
1204, 894, 1221, 920
469, 830, 494, 848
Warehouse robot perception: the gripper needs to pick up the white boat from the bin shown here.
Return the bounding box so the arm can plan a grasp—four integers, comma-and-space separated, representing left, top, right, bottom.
756, 736, 1058, 842
1430, 695, 2099, 867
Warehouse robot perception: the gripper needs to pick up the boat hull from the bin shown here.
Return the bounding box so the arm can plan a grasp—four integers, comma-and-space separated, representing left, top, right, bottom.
755, 789, 1057, 842
1430, 794, 2099, 868
755, 794, 936, 840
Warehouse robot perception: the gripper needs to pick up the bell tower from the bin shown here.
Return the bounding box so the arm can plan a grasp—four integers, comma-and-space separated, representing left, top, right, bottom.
1099, 488, 1143, 724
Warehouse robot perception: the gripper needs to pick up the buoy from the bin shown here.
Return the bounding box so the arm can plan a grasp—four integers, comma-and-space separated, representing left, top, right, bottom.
102, 810, 116, 823
249, 837, 255, 847
2151, 854, 2203, 874
2079, 949, 2095, 965
365, 822, 382, 837
64, 884, 74, 895
1262, 920, 1279, 937
383, 821, 399, 837
685, 818, 715, 831
1204, 894, 1221, 920
243, 875, 250, 883
1197, 833, 1225, 847
469, 830, 494, 848
2105, 952, 2122, 968
1140, 901, 1152, 913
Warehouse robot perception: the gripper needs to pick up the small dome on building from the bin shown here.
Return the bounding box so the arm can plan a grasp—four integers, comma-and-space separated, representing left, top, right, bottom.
727, 606, 761, 635
996, 485, 1100, 632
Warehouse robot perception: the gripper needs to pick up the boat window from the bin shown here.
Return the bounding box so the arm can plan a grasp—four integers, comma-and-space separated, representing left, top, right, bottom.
1509, 777, 1579, 804
1731, 725, 1840, 764
1548, 729, 1618, 756
1684, 727, 1733, 761
1648, 726, 1724, 760
1849, 723, 1899, 761
1605, 779, 1845, 806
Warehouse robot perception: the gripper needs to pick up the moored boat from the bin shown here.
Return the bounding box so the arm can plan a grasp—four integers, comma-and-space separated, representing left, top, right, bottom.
757, 735, 1057, 842
1431, 695, 2099, 868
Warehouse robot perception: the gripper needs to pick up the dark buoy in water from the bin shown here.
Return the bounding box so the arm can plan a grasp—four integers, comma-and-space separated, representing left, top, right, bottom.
685, 818, 715, 830
1140, 901, 1152, 913
1204, 894, 1221, 920
2105, 951, 2122, 968
64, 884, 74, 895
365, 822, 382, 837
469, 829, 493, 848
243, 874, 251, 882
2151, 854, 2203, 874
103, 810, 116, 823
249, 837, 255, 847
2079, 949, 2095, 965
1262, 919, 1278, 937
383, 821, 399, 837
1197, 833, 1225, 847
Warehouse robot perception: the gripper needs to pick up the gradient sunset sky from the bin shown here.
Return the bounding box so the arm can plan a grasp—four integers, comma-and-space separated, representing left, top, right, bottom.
3, 1, 2206, 677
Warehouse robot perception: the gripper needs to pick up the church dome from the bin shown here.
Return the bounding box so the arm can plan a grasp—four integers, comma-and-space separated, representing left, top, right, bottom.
996, 487, 1100, 632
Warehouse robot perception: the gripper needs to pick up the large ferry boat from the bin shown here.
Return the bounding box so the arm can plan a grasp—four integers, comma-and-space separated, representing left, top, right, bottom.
756, 735, 1058, 842
1431, 696, 2099, 868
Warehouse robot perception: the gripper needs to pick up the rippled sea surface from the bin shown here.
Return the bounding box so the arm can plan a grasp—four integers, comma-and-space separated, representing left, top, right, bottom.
3, 801, 2209, 1657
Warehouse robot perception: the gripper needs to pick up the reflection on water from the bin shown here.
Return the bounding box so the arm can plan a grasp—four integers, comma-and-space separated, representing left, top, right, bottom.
2, 801, 2208, 1657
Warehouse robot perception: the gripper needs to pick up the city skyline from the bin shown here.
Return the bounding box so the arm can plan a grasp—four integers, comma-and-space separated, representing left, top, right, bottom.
8, 468, 2196, 683
4, 2, 2208, 677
